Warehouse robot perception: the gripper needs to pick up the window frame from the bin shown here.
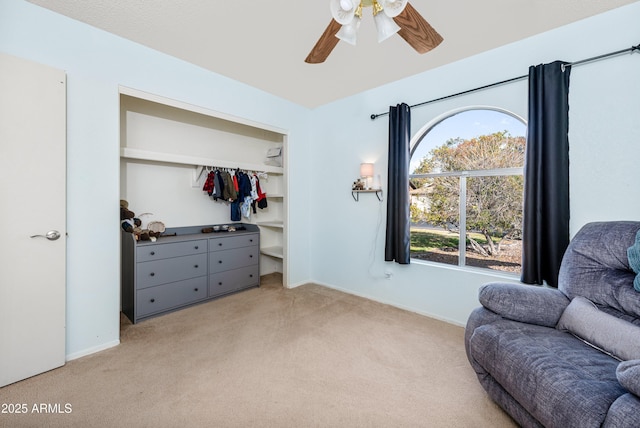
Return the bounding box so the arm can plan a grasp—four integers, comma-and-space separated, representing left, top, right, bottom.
408, 106, 526, 272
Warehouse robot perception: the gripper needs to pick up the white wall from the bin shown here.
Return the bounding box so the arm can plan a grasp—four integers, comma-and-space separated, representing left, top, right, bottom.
0, 0, 312, 359
309, 2, 640, 325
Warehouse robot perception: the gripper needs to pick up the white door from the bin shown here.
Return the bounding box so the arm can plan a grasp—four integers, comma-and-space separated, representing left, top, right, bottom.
0, 53, 67, 387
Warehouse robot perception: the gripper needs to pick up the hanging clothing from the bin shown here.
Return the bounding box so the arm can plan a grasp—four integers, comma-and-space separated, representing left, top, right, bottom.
213, 170, 223, 200
222, 171, 237, 201
232, 171, 239, 192
250, 175, 258, 200
230, 200, 241, 221
255, 175, 268, 209
241, 197, 252, 219
202, 170, 215, 195
199, 166, 270, 221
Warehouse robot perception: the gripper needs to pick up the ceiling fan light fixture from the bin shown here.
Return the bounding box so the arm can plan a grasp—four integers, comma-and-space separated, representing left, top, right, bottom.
371, 0, 384, 16
380, 0, 408, 17
336, 16, 361, 45
305, 0, 442, 63
374, 9, 400, 42
340, 0, 354, 10
330, 0, 357, 25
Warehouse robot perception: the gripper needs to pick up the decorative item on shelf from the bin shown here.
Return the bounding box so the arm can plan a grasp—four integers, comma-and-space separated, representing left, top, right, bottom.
352, 179, 365, 190
265, 146, 283, 167
360, 162, 374, 189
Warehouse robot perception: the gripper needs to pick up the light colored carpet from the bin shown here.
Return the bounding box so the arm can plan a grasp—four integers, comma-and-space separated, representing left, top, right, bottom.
0, 274, 515, 428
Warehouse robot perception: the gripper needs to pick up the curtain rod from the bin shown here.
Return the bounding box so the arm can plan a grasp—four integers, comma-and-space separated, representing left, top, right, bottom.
370, 42, 640, 120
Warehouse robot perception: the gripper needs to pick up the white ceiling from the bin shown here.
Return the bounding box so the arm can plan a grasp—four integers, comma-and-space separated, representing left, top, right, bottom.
27, 0, 639, 108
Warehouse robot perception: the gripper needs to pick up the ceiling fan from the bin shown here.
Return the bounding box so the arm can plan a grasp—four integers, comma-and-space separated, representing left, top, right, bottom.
305, 0, 443, 64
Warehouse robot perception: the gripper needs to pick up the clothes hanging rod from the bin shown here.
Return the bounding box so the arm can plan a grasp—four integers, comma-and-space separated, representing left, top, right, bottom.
370, 42, 640, 120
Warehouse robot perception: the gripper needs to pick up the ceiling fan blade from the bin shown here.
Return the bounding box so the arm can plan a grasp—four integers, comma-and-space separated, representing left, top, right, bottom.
393, 2, 443, 54
305, 19, 342, 64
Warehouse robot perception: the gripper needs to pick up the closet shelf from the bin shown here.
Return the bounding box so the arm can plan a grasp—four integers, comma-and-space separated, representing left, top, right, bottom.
256, 221, 284, 228
120, 147, 284, 174
261, 246, 283, 259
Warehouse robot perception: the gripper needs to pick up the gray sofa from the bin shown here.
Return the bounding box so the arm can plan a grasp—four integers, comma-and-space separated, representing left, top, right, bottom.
465, 221, 640, 428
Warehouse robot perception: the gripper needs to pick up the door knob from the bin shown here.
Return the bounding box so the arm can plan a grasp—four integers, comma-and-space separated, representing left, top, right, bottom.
30, 230, 61, 241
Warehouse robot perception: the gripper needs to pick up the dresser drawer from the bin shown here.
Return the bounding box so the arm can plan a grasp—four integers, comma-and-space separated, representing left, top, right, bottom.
209, 246, 259, 274
209, 265, 260, 297
136, 276, 207, 318
136, 239, 207, 262
209, 233, 259, 252
136, 253, 207, 289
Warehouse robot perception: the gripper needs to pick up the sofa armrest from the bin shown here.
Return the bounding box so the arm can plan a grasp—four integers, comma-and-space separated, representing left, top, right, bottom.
618, 360, 640, 396
607, 361, 640, 427
479, 282, 570, 327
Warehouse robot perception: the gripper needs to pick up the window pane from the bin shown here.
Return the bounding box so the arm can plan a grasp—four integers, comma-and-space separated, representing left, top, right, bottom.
410, 176, 460, 266
464, 175, 523, 273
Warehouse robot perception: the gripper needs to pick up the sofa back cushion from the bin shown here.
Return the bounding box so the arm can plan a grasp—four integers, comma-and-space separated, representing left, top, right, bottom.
558, 221, 640, 322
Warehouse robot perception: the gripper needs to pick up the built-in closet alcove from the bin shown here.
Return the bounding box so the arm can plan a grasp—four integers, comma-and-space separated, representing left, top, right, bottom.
119, 86, 288, 287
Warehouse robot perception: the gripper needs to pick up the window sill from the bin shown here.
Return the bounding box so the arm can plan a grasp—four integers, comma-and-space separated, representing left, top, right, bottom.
410, 258, 521, 281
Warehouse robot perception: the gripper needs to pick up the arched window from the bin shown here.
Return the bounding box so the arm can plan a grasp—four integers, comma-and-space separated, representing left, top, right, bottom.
409, 107, 526, 274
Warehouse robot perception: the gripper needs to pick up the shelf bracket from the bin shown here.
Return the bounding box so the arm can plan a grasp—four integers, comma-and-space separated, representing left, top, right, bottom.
352, 189, 383, 202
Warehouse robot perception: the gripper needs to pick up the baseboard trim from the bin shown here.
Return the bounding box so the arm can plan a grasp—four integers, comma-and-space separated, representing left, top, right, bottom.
284, 279, 309, 289
66, 339, 120, 362
310, 280, 465, 327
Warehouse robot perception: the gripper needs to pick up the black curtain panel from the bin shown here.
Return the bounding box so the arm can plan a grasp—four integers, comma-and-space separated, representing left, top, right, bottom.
385, 103, 411, 264
521, 61, 571, 287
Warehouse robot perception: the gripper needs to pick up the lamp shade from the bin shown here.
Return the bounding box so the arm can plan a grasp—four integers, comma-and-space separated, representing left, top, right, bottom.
380, 0, 408, 18
330, 0, 356, 24
360, 162, 374, 177
374, 11, 400, 42
336, 16, 361, 45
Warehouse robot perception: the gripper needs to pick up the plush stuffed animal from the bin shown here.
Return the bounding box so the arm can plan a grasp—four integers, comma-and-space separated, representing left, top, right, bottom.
120, 200, 142, 234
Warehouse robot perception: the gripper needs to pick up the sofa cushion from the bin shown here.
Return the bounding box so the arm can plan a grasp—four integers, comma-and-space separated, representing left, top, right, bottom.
558, 221, 640, 319
557, 296, 640, 361
617, 360, 640, 396
479, 282, 569, 327
469, 319, 624, 428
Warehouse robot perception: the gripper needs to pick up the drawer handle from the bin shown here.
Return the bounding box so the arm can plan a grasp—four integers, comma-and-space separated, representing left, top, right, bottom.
195, 246, 199, 250
194, 264, 199, 268
218, 282, 222, 286
150, 251, 155, 256
150, 272, 155, 277
194, 288, 199, 292
150, 298, 155, 303
218, 260, 222, 264
218, 243, 222, 246
249, 254, 253, 258
249, 274, 253, 278
249, 239, 253, 242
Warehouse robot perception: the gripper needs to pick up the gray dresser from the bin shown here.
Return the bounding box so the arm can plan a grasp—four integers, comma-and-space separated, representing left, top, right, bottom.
121, 224, 260, 323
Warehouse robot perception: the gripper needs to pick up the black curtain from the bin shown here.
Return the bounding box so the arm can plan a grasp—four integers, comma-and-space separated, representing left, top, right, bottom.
521, 61, 571, 287
385, 103, 411, 264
